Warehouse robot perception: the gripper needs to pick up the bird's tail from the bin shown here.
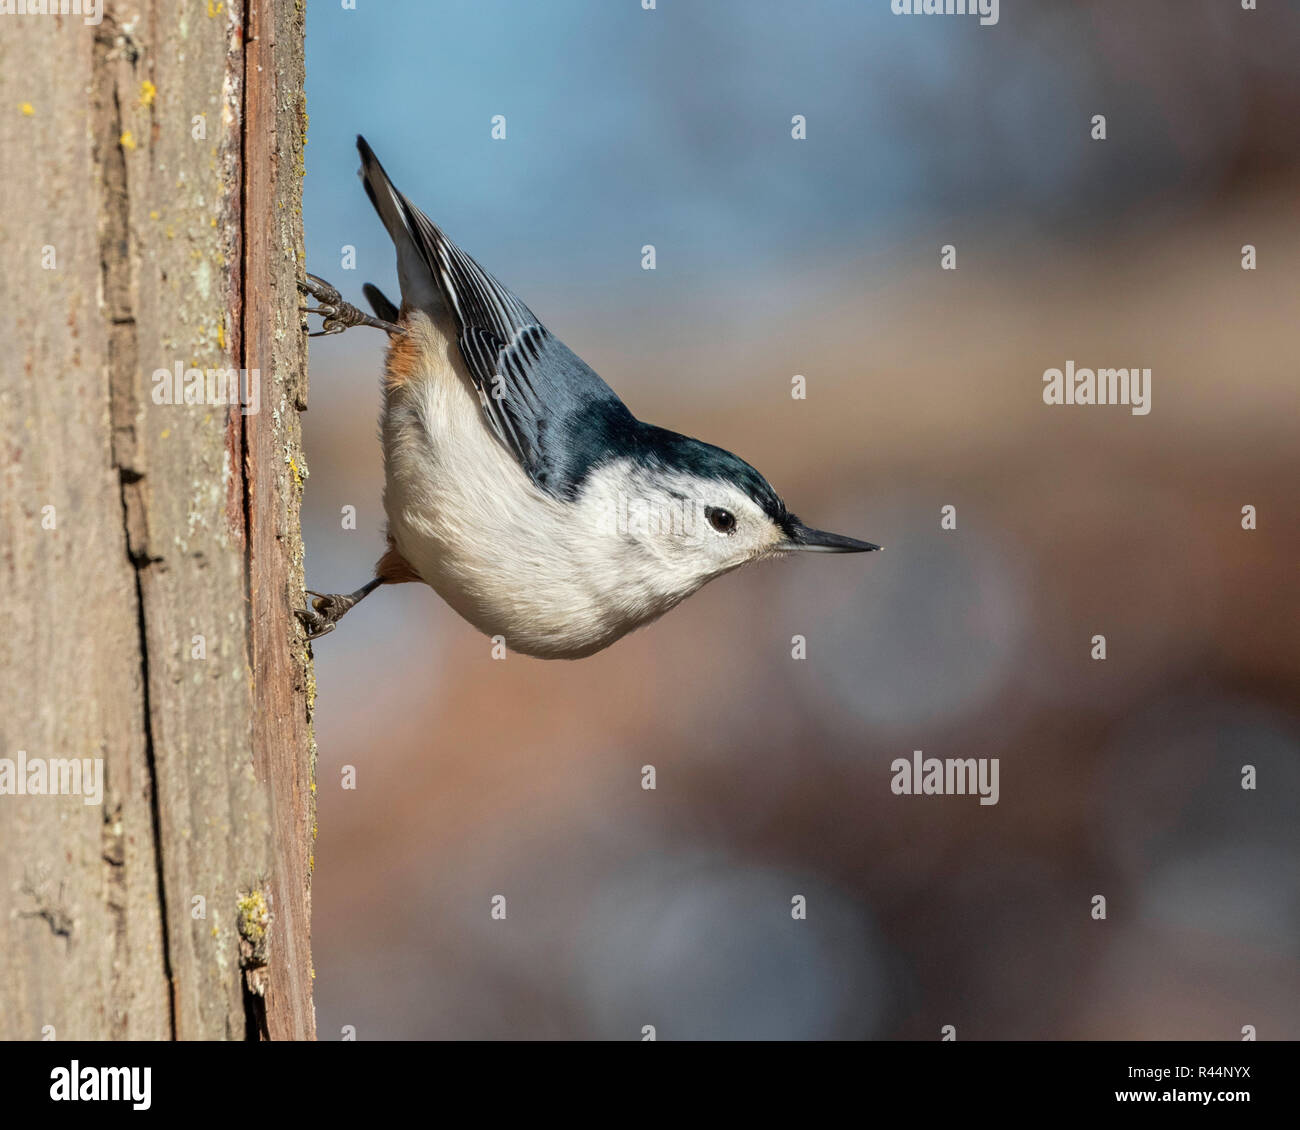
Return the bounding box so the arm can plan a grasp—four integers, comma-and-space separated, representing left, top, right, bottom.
362, 283, 399, 324
356, 135, 443, 316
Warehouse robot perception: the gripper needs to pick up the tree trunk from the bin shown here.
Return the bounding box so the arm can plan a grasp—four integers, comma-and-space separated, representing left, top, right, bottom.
0, 0, 314, 1040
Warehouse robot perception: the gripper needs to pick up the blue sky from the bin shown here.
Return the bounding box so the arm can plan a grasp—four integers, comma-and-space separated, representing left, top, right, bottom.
303, 0, 1187, 307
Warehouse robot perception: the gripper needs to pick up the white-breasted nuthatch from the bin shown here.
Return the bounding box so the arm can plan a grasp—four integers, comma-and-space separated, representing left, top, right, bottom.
298, 136, 879, 659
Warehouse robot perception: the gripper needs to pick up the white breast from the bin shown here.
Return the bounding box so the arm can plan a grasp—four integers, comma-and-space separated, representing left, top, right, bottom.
381, 311, 694, 658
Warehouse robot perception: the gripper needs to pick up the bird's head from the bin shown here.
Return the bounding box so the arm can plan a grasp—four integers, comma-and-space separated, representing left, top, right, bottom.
581, 428, 879, 602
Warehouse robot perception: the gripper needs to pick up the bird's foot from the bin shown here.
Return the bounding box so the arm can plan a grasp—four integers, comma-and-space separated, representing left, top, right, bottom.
294, 590, 361, 641
299, 273, 402, 337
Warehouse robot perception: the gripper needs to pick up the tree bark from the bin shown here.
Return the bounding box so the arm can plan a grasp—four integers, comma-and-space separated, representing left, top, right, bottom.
0, 0, 314, 1040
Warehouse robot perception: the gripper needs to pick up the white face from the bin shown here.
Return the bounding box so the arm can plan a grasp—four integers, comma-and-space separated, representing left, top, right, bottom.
578, 463, 789, 598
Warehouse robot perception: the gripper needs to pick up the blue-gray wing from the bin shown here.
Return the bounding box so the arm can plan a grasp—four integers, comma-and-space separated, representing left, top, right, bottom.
357, 135, 636, 496
405, 205, 636, 497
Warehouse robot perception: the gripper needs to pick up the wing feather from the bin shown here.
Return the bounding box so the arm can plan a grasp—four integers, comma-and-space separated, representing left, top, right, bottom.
358, 137, 635, 496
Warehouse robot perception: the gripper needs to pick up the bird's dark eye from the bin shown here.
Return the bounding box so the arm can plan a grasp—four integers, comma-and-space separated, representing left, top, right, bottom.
706, 507, 736, 534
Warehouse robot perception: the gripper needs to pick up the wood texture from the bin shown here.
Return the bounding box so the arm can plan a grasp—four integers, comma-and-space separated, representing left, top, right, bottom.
0, 0, 313, 1040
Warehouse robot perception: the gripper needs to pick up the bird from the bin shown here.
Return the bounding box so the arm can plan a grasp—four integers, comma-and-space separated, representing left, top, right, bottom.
296, 135, 879, 659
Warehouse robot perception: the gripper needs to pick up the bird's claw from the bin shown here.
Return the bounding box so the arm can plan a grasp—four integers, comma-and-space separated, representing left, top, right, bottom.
299, 273, 403, 337
294, 590, 357, 641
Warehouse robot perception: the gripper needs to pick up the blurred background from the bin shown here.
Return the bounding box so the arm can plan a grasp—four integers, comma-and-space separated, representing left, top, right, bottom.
300, 0, 1299, 1039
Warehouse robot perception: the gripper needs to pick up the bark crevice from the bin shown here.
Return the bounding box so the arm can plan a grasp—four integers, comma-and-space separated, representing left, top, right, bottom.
94, 15, 177, 1042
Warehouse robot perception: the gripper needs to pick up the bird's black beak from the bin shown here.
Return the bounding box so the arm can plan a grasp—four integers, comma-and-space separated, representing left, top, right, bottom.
780, 518, 881, 554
